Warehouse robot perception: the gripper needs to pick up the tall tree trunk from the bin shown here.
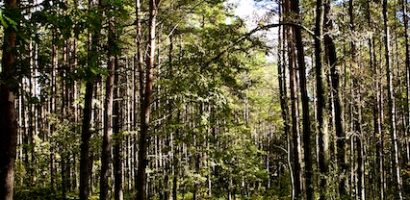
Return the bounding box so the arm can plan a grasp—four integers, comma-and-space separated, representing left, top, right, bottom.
0, 0, 19, 199
283, 0, 303, 198
134, 0, 143, 191
382, 1, 403, 199
79, 0, 100, 198
79, 78, 95, 200
402, 0, 410, 165
365, 1, 384, 199
314, 0, 329, 199
324, 0, 347, 197
49, 28, 57, 192
348, 1, 365, 198
61, 36, 69, 199
100, 13, 117, 200
376, 39, 386, 200
113, 57, 123, 200
290, 0, 314, 199
288, 26, 303, 200
136, 0, 159, 199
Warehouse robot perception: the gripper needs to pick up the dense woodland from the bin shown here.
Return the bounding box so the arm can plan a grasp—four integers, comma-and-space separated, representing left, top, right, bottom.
1, 0, 410, 199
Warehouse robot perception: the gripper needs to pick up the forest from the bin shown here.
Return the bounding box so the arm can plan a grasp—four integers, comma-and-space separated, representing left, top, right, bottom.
1, 0, 410, 199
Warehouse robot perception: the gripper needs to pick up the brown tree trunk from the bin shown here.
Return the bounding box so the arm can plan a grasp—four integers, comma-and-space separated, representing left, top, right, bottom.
100, 13, 117, 200
113, 57, 123, 200
136, 0, 159, 199
279, 2, 299, 198
79, 0, 100, 198
283, 0, 303, 198
79, 79, 94, 200
0, 0, 19, 199
134, 0, 143, 192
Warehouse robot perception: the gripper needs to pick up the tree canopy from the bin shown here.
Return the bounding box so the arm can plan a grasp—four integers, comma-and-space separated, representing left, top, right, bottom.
0, 0, 410, 199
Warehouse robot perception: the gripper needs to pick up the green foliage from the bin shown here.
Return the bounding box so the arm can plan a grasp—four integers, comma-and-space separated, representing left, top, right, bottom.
49, 114, 80, 158
11, 0, 291, 198
15, 187, 59, 200
0, 9, 18, 30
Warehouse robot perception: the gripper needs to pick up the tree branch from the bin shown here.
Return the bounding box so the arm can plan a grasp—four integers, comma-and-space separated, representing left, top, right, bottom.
204, 22, 315, 67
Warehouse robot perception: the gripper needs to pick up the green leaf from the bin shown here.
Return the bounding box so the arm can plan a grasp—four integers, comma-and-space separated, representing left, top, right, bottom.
0, 10, 8, 29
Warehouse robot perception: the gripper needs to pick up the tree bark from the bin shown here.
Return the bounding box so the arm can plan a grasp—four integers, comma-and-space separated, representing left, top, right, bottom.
283, 0, 303, 198
324, 0, 347, 197
100, 13, 117, 200
382, 0, 403, 199
290, 0, 314, 199
136, 0, 159, 199
79, 0, 100, 198
402, 0, 410, 165
134, 0, 143, 192
314, 0, 330, 199
113, 57, 123, 200
79, 79, 94, 200
0, 0, 19, 199
348, 1, 365, 198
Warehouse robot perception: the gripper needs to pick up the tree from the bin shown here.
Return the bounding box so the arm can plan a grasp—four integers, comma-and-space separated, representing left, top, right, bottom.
0, 0, 19, 199
99, 1, 117, 199
401, 0, 410, 165
324, 0, 347, 197
290, 0, 314, 199
79, 0, 101, 199
136, 0, 160, 199
282, 0, 303, 198
382, 0, 403, 198
348, 0, 365, 198
4, 0, 410, 199
314, 0, 330, 198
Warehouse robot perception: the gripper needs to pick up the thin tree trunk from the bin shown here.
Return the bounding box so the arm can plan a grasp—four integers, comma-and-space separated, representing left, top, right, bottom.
278, 2, 297, 199
377, 39, 386, 200
113, 57, 123, 200
382, 1, 403, 199
348, 1, 365, 199
134, 0, 143, 192
402, 0, 410, 165
50, 29, 57, 192
365, 2, 384, 199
